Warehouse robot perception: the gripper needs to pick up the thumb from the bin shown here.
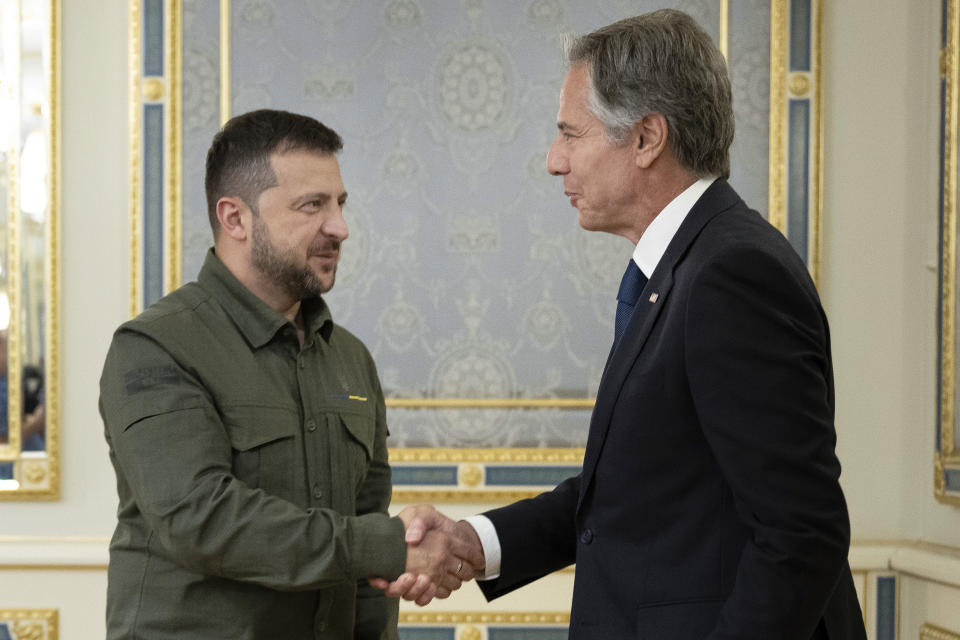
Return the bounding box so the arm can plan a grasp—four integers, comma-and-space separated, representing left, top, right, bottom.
405, 516, 428, 543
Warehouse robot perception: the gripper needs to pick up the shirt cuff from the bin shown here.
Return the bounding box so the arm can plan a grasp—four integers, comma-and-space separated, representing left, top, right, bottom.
463, 515, 502, 581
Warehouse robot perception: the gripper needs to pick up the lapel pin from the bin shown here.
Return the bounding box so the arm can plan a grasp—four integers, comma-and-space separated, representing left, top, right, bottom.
649, 292, 659, 303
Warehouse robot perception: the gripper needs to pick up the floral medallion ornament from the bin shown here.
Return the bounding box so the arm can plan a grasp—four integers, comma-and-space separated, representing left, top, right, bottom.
384, 0, 421, 30
435, 42, 508, 133
527, 0, 564, 30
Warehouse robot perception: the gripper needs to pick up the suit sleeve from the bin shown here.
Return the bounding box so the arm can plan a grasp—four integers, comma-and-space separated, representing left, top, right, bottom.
477, 473, 580, 600
684, 245, 850, 639
100, 329, 407, 593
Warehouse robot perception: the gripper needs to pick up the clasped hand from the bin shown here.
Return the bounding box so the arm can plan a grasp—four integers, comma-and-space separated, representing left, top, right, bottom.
369, 505, 484, 605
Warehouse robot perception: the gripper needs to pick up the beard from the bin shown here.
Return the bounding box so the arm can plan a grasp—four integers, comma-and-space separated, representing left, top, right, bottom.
250, 215, 336, 300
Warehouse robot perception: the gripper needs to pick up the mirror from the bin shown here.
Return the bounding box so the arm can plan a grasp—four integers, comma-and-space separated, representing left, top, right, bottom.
0, 0, 58, 499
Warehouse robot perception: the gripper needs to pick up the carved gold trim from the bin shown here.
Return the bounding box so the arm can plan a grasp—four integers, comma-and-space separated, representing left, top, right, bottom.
129, 0, 142, 317
768, 0, 786, 234
167, 0, 182, 291
45, 0, 62, 501
940, 0, 960, 507
719, 0, 729, 62
386, 398, 594, 409
389, 448, 584, 463
220, 0, 230, 125
0, 608, 58, 640
921, 623, 960, 640
142, 77, 164, 100
399, 612, 570, 625
5, 0, 24, 462
810, 0, 823, 286
393, 489, 545, 503
1, 0, 61, 500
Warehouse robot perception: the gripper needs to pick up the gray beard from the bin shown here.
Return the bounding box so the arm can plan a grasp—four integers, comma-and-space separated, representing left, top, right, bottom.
250, 216, 333, 300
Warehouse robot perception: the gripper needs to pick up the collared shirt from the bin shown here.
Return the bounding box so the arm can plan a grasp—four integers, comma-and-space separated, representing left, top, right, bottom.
467, 175, 718, 579
99, 249, 405, 640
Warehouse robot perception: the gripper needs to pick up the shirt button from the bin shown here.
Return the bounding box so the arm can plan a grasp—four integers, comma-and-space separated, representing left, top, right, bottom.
299, 359, 305, 369
306, 419, 317, 432
313, 485, 323, 499
580, 529, 593, 544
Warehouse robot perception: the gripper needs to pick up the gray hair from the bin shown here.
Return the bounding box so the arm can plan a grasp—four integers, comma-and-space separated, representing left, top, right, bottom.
567, 9, 734, 178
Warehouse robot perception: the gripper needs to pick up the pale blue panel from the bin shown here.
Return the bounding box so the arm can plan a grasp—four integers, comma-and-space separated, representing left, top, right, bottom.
789, 0, 811, 72
179, 3, 771, 448
181, 0, 222, 281
391, 466, 458, 486
0, 463, 12, 479
486, 466, 579, 486
144, 105, 165, 308
143, 0, 164, 76
787, 100, 810, 261
946, 467, 960, 492
489, 629, 568, 640
876, 576, 896, 640
729, 0, 771, 217
0, 622, 12, 640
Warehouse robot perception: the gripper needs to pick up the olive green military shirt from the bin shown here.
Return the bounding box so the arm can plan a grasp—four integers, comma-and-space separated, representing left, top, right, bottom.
100, 250, 406, 640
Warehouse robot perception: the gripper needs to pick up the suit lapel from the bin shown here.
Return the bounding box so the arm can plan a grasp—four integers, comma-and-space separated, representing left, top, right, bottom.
577, 180, 742, 512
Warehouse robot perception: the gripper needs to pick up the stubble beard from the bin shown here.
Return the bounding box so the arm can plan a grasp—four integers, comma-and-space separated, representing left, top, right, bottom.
250, 215, 335, 300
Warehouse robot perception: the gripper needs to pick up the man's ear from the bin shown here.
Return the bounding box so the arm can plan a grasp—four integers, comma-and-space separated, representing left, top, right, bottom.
634, 113, 669, 169
216, 197, 249, 241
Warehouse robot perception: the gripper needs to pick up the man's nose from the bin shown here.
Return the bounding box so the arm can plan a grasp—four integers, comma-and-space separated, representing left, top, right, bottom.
323, 206, 349, 242
546, 138, 568, 176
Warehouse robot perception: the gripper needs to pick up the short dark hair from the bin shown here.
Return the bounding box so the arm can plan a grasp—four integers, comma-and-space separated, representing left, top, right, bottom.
204, 109, 343, 236
568, 9, 734, 178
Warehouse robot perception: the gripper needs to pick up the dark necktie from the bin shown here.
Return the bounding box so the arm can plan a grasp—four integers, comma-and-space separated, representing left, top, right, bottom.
614, 260, 647, 346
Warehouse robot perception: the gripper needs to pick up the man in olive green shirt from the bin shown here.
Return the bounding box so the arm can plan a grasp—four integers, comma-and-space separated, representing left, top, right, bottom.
100, 110, 476, 639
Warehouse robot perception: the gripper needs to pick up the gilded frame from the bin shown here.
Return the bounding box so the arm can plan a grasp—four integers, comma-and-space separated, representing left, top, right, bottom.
129, 1, 822, 503
938, 0, 960, 507
0, 0, 61, 501
921, 623, 960, 640
0, 608, 58, 640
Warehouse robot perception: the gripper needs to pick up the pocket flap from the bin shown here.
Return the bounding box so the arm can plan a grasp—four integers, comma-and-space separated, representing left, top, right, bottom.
340, 413, 375, 459
222, 405, 298, 451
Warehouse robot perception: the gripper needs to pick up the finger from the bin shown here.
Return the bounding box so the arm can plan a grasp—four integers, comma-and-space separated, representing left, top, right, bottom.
435, 586, 452, 599
401, 573, 433, 603
415, 582, 438, 607
368, 577, 388, 590
380, 573, 416, 599
438, 571, 463, 593
405, 516, 428, 544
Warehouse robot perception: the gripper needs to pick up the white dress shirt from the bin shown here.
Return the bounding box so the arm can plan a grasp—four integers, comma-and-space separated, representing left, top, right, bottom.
464, 176, 718, 580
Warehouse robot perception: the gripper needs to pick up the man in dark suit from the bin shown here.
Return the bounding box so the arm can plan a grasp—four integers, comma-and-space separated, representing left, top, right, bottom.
378, 10, 866, 639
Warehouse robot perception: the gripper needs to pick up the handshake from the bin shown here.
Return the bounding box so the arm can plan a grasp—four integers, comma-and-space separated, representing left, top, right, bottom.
370, 505, 485, 606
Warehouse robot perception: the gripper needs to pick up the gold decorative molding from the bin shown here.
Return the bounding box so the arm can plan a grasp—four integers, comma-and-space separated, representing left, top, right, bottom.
719, 0, 729, 62
220, 0, 230, 125
129, 0, 142, 318
0, 609, 58, 640
460, 625, 482, 640
399, 612, 569, 625
167, 0, 182, 292
939, 0, 960, 507
389, 448, 584, 463
386, 398, 594, 409
393, 489, 548, 503
789, 72, 810, 97
142, 77, 164, 101
459, 464, 483, 487
921, 623, 960, 640
768, 0, 787, 234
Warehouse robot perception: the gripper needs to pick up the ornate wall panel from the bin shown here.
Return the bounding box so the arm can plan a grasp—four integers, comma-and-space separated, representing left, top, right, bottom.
0, 609, 57, 640
130, 0, 822, 500
938, 0, 960, 506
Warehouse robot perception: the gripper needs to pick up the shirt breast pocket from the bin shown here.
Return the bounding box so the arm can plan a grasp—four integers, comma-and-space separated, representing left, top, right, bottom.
339, 412, 375, 491
222, 405, 299, 500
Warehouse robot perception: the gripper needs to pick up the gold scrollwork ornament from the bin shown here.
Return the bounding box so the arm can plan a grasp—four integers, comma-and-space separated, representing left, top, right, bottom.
459, 625, 483, 640
459, 464, 483, 488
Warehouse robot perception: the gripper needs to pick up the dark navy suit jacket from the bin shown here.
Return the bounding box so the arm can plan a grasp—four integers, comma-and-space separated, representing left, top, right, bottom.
479, 180, 866, 640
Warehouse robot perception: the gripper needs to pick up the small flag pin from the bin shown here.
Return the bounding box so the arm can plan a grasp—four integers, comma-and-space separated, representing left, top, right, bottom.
649, 292, 659, 303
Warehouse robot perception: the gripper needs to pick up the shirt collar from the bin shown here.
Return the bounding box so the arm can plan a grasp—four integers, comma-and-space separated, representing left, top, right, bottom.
197, 248, 334, 348
632, 176, 717, 277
